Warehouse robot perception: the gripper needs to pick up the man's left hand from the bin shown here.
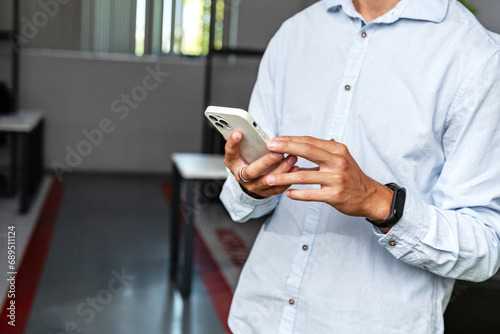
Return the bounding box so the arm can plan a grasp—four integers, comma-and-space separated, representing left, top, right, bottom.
265, 136, 393, 223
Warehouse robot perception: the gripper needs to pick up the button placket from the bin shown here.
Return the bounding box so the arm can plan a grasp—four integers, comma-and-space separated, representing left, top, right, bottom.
327, 27, 372, 143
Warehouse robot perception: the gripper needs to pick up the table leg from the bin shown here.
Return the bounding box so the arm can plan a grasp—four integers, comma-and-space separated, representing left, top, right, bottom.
170, 163, 181, 281
35, 120, 44, 186
180, 179, 195, 298
8, 133, 16, 196
0, 132, 17, 196
18, 121, 44, 214
20, 131, 29, 213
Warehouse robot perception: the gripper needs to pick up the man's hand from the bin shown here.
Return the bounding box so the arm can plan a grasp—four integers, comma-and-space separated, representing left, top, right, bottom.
224, 131, 299, 198
265, 136, 393, 224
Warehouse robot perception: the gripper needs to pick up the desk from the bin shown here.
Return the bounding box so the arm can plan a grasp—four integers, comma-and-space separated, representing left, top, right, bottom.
170, 153, 227, 298
0, 110, 44, 213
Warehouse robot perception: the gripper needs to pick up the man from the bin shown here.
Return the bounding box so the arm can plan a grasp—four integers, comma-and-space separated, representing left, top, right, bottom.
220, 0, 500, 333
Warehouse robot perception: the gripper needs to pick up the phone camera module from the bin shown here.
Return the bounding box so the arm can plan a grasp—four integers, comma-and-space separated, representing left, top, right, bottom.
219, 119, 231, 129
209, 115, 218, 122
215, 122, 224, 129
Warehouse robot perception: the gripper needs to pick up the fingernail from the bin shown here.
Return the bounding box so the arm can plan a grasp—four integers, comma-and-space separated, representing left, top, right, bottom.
270, 152, 283, 160
286, 190, 291, 197
266, 175, 275, 185
267, 141, 278, 149
232, 132, 241, 141
286, 155, 297, 164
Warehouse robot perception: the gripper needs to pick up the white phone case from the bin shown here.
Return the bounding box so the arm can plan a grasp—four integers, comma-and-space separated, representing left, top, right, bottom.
205, 106, 272, 164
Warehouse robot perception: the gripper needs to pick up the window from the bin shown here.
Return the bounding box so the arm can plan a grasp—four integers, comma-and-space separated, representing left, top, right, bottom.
0, 0, 237, 56
154, 0, 235, 56
80, 0, 237, 56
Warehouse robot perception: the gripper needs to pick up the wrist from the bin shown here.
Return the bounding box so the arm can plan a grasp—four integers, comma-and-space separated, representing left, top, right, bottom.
240, 183, 267, 199
365, 182, 394, 222
366, 182, 407, 232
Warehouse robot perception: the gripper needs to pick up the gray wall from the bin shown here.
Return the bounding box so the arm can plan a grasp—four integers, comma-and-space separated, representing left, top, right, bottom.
237, 0, 312, 49
469, 0, 500, 33
20, 53, 205, 175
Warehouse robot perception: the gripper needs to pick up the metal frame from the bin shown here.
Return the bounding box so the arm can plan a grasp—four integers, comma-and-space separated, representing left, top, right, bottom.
201, 0, 265, 154
0, 0, 20, 112
0, 0, 20, 196
169, 163, 196, 298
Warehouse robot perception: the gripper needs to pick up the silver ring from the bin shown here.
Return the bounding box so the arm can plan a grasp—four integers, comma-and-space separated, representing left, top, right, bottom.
238, 165, 253, 183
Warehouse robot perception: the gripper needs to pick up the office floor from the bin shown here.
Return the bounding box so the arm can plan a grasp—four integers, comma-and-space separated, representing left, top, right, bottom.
24, 174, 224, 334
1, 173, 499, 333
0, 176, 52, 300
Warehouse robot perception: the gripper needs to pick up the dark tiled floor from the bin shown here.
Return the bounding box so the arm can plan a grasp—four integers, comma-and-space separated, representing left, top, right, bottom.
26, 174, 224, 334
22, 174, 500, 334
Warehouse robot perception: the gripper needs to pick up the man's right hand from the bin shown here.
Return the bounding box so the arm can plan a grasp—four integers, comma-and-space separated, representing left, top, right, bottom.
224, 131, 299, 199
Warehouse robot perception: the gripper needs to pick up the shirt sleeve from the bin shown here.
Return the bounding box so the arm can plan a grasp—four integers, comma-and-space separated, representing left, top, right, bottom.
220, 170, 279, 222
375, 49, 500, 282
219, 26, 287, 223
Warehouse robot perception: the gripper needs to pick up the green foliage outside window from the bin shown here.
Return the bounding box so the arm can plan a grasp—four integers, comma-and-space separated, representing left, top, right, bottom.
458, 0, 478, 14
181, 0, 225, 56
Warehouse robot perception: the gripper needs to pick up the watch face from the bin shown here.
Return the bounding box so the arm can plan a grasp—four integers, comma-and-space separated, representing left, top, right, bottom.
394, 188, 406, 219
395, 188, 406, 219
366, 183, 406, 227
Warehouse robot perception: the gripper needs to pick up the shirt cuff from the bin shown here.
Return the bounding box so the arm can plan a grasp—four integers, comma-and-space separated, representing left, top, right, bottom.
220, 172, 278, 222
373, 189, 433, 262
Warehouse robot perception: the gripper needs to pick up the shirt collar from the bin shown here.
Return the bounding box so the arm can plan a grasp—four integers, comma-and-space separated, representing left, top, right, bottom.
324, 0, 450, 24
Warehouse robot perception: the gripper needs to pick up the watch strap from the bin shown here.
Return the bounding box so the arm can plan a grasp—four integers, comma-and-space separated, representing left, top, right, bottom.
366, 183, 406, 228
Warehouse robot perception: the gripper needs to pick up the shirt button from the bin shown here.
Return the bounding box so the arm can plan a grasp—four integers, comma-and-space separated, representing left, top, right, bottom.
361, 31, 367, 38
388, 240, 397, 247
302, 245, 309, 251
344, 84, 351, 91
423, 266, 429, 270
289, 299, 295, 305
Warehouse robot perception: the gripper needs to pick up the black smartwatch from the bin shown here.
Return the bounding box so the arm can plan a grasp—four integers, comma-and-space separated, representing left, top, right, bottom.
366, 183, 406, 228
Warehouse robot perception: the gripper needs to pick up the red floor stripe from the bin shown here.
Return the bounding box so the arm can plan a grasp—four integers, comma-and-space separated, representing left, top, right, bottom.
162, 183, 234, 334
0, 180, 65, 334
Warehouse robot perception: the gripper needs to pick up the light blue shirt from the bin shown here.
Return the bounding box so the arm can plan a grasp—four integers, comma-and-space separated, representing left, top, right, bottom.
220, 0, 500, 333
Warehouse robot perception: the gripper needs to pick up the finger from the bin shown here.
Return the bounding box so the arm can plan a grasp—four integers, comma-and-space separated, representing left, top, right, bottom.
242, 157, 297, 194
269, 155, 298, 174
224, 131, 243, 162
266, 140, 332, 163
258, 185, 292, 197
286, 189, 328, 202
296, 167, 320, 172
246, 161, 301, 195
266, 171, 327, 186
243, 151, 284, 180
274, 136, 348, 155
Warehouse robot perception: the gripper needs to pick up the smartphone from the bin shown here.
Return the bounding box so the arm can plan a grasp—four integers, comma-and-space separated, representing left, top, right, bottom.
204, 106, 272, 164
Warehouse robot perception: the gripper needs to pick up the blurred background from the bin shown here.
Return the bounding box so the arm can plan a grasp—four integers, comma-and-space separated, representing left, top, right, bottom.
0, 0, 499, 333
